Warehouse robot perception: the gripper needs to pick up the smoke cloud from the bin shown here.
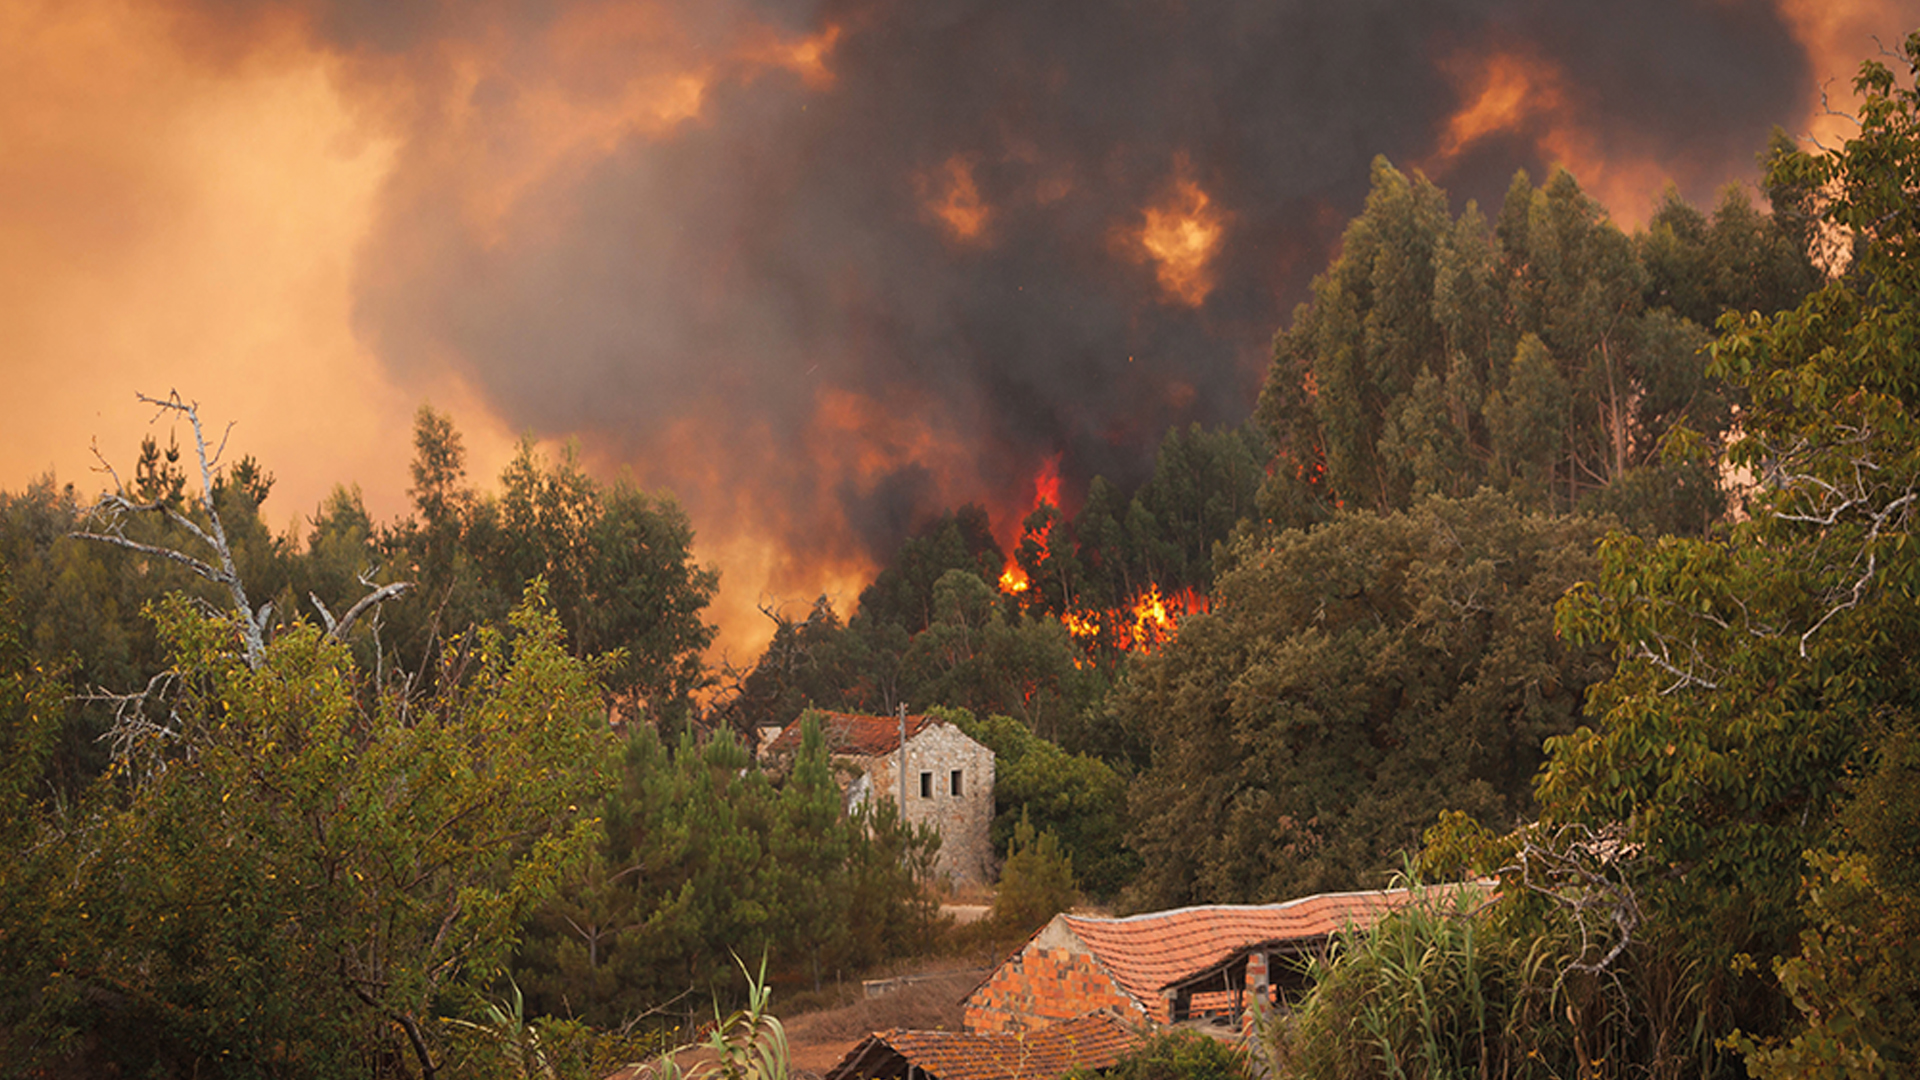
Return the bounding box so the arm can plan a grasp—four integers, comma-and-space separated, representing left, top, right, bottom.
5, 0, 1910, 655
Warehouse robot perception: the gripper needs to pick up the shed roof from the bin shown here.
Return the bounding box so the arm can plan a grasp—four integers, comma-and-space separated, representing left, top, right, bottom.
825, 1014, 1137, 1080
765, 711, 938, 757
1047, 887, 1471, 1010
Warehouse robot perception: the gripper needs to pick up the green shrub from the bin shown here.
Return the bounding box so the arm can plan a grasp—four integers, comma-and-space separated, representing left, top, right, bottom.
1076, 1029, 1247, 1080
989, 810, 1078, 937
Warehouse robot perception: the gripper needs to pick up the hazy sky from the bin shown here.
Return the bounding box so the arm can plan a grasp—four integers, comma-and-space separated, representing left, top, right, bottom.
5, 0, 1916, 657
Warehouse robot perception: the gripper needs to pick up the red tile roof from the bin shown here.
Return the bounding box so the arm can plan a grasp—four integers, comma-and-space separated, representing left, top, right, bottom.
765, 711, 936, 757
825, 1014, 1138, 1080
1056, 886, 1479, 1009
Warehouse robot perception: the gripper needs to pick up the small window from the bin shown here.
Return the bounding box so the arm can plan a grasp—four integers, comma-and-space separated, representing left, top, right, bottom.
950, 769, 964, 797
920, 771, 933, 798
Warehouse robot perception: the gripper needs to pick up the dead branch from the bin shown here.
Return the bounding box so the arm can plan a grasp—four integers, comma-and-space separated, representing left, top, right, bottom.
313, 581, 415, 643
74, 392, 415, 668
79, 670, 185, 783
74, 392, 265, 667
1508, 823, 1647, 977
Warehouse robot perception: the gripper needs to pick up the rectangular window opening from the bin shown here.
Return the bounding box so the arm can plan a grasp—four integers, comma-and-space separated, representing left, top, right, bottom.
950, 769, 963, 797
919, 771, 933, 798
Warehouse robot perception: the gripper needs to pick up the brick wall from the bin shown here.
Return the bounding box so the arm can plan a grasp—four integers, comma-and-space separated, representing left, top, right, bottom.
964, 927, 1149, 1033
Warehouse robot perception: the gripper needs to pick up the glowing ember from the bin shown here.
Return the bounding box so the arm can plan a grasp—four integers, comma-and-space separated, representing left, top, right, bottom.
1135, 163, 1226, 308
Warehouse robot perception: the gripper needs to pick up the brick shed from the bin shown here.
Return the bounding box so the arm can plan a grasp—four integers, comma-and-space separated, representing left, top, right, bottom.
963, 886, 1482, 1033
763, 710, 995, 887
824, 1013, 1137, 1080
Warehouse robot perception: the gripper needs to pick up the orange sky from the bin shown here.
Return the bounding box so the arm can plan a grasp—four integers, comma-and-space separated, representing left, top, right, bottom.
0, 0, 519, 525
4, 0, 1917, 661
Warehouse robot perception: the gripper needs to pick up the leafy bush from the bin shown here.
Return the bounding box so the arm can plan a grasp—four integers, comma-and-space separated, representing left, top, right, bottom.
1, 587, 614, 1077
946, 707, 1139, 898
1076, 1029, 1247, 1080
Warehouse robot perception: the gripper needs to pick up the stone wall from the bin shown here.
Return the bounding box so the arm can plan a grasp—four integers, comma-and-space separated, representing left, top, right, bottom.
963, 922, 1148, 1033
852, 719, 995, 887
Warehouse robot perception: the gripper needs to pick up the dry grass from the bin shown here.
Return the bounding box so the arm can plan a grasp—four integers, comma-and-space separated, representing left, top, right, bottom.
781, 966, 986, 1076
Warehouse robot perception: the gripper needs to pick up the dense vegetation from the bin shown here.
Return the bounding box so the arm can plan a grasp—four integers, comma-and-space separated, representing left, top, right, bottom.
6, 29, 1913, 1078
0, 411, 931, 1075
1266, 34, 1920, 1077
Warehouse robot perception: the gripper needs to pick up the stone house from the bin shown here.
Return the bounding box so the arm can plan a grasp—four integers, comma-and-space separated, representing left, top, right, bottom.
963, 886, 1484, 1034
762, 711, 995, 888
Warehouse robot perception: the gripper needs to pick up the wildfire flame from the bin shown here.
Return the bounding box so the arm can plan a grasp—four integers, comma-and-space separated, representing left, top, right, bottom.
999, 564, 1031, 593
990, 454, 1207, 656
1029, 454, 1062, 509
1044, 582, 1211, 655
1114, 584, 1211, 652
1134, 160, 1227, 308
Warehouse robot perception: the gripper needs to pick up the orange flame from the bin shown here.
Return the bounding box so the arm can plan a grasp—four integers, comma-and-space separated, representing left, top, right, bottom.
1134, 159, 1227, 308
1050, 583, 1210, 655
1061, 609, 1100, 639
996, 454, 1064, 594
1030, 454, 1062, 509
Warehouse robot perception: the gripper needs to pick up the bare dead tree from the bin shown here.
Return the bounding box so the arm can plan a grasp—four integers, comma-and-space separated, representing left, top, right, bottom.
1507, 822, 1649, 978
69, 394, 415, 774
71, 391, 414, 673
73, 391, 272, 667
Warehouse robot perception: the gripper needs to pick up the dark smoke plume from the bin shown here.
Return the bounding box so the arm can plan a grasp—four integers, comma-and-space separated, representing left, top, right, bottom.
190, 0, 1815, 580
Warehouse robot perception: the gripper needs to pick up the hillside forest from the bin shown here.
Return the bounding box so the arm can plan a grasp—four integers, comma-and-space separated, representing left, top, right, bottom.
5, 31, 1920, 1080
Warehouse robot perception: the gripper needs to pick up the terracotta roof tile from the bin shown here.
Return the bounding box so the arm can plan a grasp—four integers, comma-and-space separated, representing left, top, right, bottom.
765, 711, 936, 757
1059, 886, 1481, 1009
826, 1014, 1138, 1080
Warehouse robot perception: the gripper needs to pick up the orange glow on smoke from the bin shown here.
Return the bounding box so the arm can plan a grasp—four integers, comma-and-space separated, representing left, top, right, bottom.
430, 9, 844, 243
1133, 160, 1227, 307
1427, 44, 1675, 225
809, 386, 972, 488
1774, 0, 1915, 152
738, 22, 843, 89
1432, 49, 1566, 163
918, 155, 993, 244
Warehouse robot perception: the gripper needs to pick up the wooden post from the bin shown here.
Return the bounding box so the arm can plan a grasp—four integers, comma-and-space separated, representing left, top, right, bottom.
897, 702, 908, 819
